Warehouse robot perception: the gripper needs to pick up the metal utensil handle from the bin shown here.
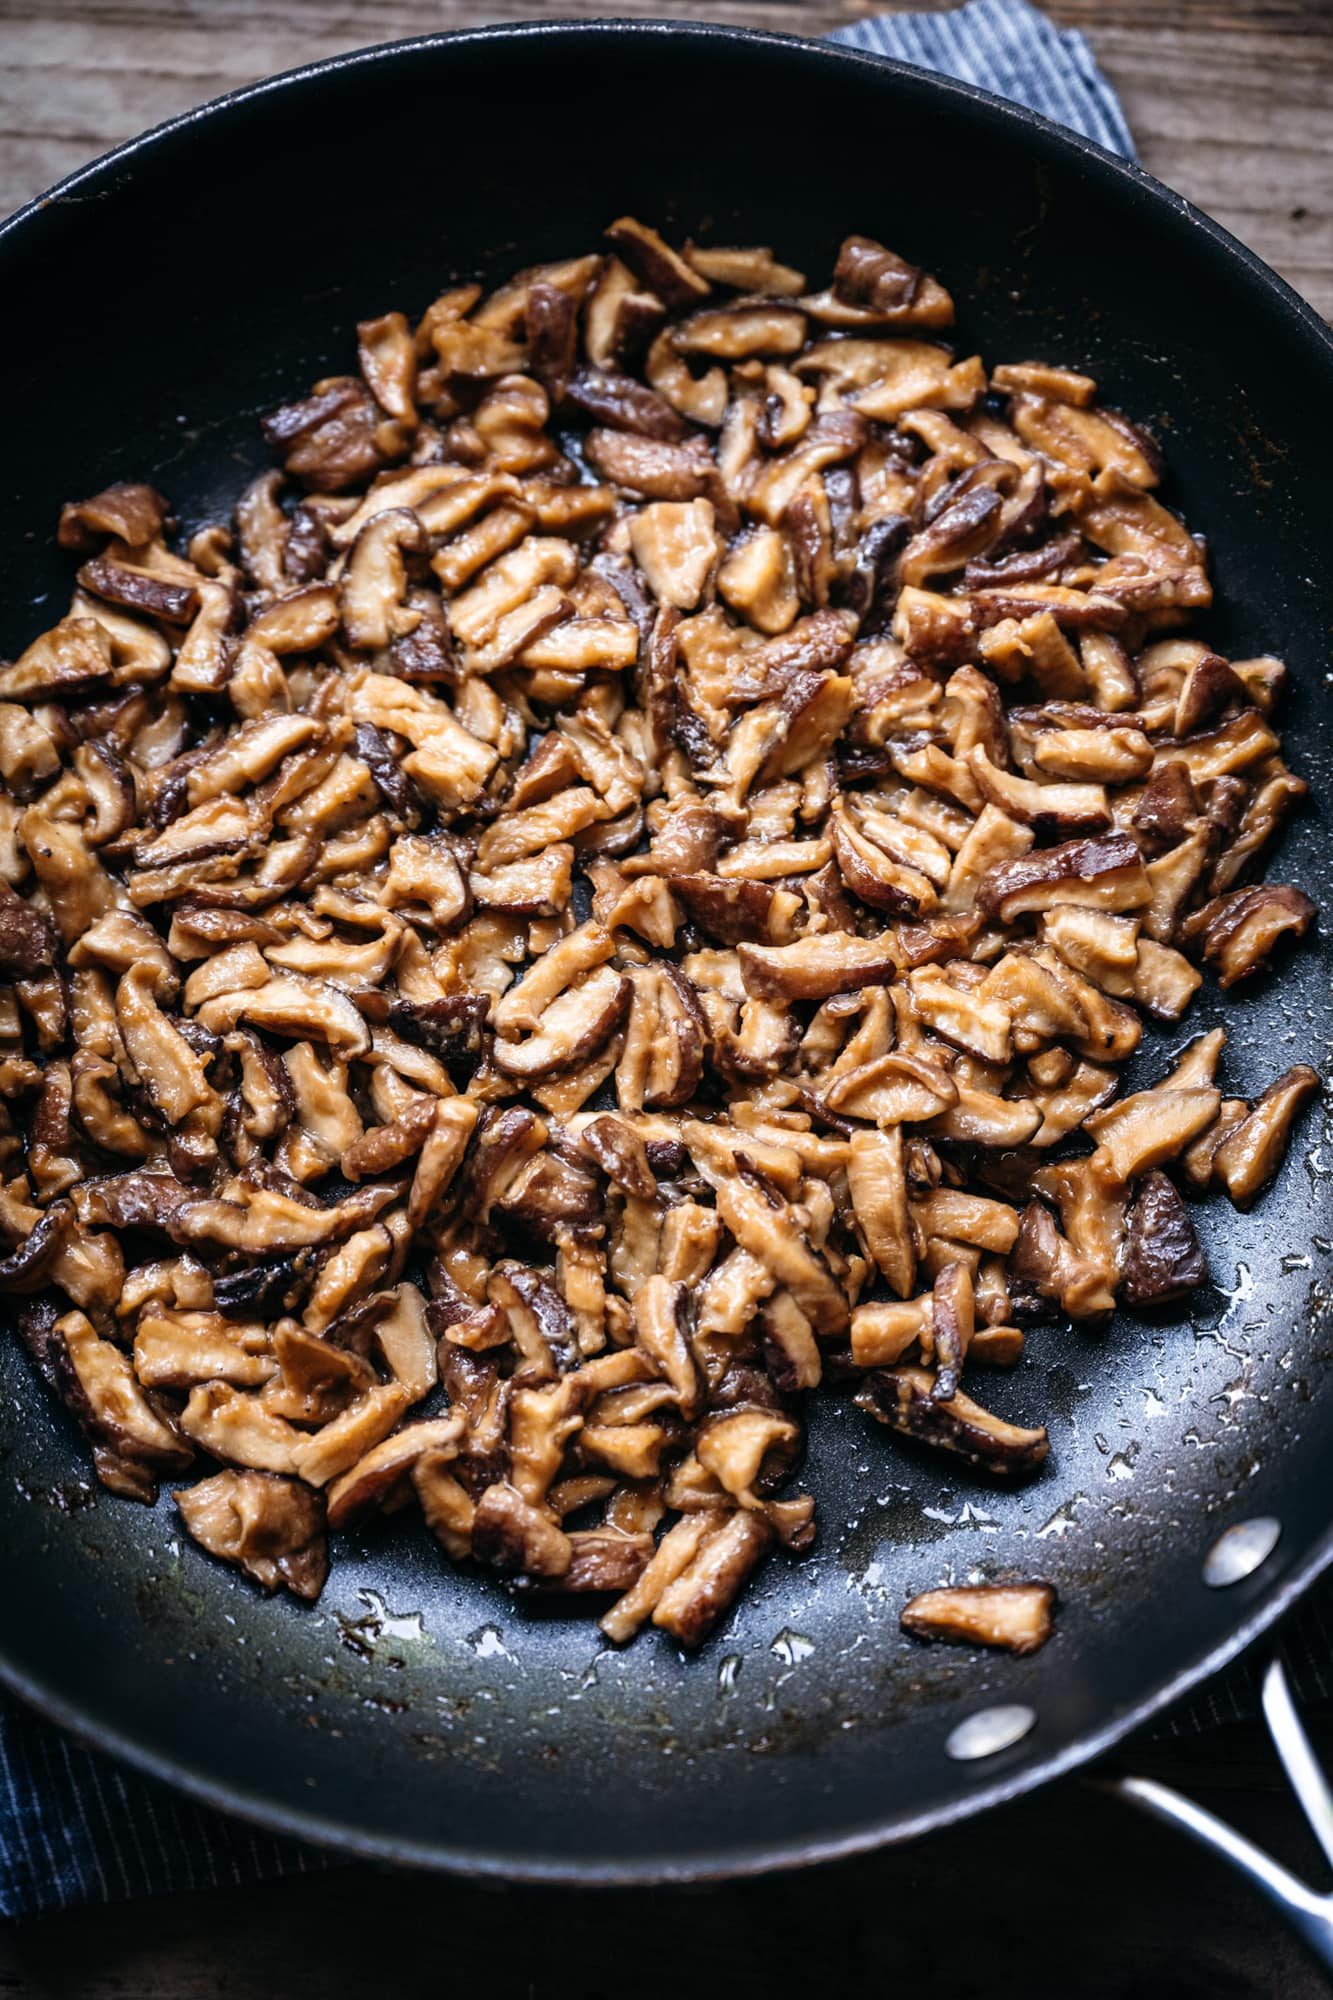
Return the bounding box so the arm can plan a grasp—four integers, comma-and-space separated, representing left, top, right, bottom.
1105, 1659, 1333, 1973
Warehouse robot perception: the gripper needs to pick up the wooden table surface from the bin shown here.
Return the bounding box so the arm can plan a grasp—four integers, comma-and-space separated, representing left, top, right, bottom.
1, 3, 1331, 1994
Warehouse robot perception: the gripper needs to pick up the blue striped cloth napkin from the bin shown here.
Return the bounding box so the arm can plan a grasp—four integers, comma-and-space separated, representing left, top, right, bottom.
1, 0, 1305, 1922
825, 0, 1135, 157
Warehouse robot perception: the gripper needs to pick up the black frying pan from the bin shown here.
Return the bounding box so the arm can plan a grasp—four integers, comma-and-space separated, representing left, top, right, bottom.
2, 17, 1332, 1893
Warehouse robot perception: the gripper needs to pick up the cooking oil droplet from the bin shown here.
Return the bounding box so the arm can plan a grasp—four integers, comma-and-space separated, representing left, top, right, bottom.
1220, 1263, 1254, 1303
1106, 1441, 1139, 1481
359, 1590, 427, 1644
717, 1654, 742, 1692
1142, 1387, 1165, 1418
770, 1628, 815, 1665
1215, 1371, 1254, 1409
1282, 1253, 1311, 1273
1036, 1492, 1087, 1539
466, 1623, 515, 1661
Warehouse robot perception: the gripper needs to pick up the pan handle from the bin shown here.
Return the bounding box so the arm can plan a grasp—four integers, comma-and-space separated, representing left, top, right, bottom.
1102, 1659, 1333, 1973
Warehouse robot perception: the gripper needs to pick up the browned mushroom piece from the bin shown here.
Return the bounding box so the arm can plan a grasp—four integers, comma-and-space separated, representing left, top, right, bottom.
471, 1481, 572, 1577
847, 1126, 915, 1300
1181, 884, 1316, 988
58, 481, 170, 553
901, 1581, 1057, 1655
262, 377, 406, 491
1121, 1171, 1208, 1305
616, 962, 707, 1111
648, 1510, 775, 1648
978, 833, 1150, 922
738, 933, 901, 1001
930, 1261, 975, 1402
175, 1471, 328, 1599
0, 880, 55, 977
0, 219, 1321, 1642
855, 1365, 1048, 1477
566, 367, 687, 440
1214, 1066, 1321, 1209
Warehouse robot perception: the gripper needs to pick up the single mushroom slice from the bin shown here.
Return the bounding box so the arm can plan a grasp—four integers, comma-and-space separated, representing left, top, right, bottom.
900, 1581, 1056, 1655
847, 1126, 916, 1299
175, 1471, 328, 1600
1180, 884, 1316, 988
855, 1364, 1048, 1476
675, 303, 807, 360
604, 216, 711, 309
615, 962, 707, 1111
579, 1112, 658, 1200
339, 508, 429, 651
565, 366, 687, 440
967, 746, 1110, 837
717, 527, 801, 635
58, 480, 169, 553
849, 1296, 933, 1368
357, 309, 418, 424
1214, 1066, 1321, 1209
178, 1381, 304, 1475
633, 1275, 702, 1416
1085, 1084, 1222, 1188
761, 1291, 822, 1392
685, 243, 806, 295
628, 500, 720, 611
649, 1510, 775, 1648
978, 833, 1150, 922
493, 963, 630, 1080
930, 1261, 975, 1402
584, 427, 716, 502
325, 1414, 465, 1529
1121, 1171, 1208, 1305
737, 933, 901, 1002
471, 1481, 572, 1578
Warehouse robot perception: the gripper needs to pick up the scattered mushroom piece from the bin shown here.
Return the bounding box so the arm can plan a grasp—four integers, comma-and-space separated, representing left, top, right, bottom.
1181, 884, 1315, 988
1213, 1066, 1320, 1209
1121, 1172, 1208, 1305
901, 1581, 1056, 1655
856, 1365, 1048, 1477
176, 1471, 328, 1600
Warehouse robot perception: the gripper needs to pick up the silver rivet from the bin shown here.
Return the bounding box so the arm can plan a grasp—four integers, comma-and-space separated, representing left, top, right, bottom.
945, 1703, 1036, 1762
1202, 1516, 1282, 1588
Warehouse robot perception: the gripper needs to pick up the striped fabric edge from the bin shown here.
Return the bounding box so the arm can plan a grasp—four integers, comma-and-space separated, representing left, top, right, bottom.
0, 1698, 331, 1920
826, 0, 1137, 160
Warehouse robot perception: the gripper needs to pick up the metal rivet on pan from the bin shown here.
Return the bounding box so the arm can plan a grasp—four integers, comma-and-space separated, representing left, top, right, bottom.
1202, 1516, 1282, 1588
945, 1704, 1036, 1762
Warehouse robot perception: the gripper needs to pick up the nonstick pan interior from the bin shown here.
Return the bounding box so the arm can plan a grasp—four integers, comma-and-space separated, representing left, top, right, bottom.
1, 22, 1332, 1883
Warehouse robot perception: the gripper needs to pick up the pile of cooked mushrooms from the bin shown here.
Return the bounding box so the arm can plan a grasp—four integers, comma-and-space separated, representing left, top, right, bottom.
0, 218, 1319, 1656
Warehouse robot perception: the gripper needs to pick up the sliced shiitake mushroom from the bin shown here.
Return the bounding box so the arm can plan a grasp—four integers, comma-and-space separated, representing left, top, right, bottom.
2, 217, 1319, 1651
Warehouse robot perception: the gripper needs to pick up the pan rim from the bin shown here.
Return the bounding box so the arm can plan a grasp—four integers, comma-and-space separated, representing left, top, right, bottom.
4, 1527, 1330, 1885
2, 13, 1332, 1886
